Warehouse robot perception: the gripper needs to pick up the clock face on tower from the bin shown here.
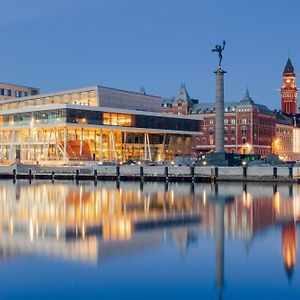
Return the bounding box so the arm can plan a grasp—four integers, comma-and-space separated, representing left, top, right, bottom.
286, 79, 291, 84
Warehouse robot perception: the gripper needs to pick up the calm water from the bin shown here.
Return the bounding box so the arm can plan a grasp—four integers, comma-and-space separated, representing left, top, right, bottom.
0, 180, 299, 300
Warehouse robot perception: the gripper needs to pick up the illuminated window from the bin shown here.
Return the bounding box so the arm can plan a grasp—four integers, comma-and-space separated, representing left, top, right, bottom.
103, 113, 133, 126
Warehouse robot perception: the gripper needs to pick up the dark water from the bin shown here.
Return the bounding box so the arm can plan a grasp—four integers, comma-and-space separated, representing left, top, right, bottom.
0, 180, 299, 300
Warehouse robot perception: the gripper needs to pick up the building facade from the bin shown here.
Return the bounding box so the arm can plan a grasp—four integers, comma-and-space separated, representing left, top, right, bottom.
191, 90, 276, 156
163, 59, 300, 160
0, 82, 39, 101
0, 86, 201, 163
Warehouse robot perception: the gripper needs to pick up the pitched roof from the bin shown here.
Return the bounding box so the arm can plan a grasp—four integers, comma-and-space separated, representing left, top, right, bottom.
174, 84, 191, 103
275, 112, 294, 126
283, 58, 295, 75
239, 88, 254, 105
189, 101, 239, 114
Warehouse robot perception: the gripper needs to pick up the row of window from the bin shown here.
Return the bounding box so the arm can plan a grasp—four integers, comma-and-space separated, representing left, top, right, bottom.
203, 127, 236, 135
205, 118, 237, 125
0, 90, 96, 110
0, 88, 30, 98
0, 108, 201, 132
276, 128, 292, 134
202, 137, 236, 145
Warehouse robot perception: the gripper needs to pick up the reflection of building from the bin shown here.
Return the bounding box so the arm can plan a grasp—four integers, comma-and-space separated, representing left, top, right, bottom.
0, 181, 200, 263
0, 86, 201, 163
282, 223, 298, 279
200, 191, 276, 241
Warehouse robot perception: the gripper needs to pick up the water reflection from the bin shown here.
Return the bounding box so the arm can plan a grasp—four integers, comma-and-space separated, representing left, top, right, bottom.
0, 181, 299, 298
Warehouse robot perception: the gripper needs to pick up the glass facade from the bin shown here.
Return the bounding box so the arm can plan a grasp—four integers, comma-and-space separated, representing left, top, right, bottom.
0, 91, 200, 163
0, 90, 97, 111
0, 108, 200, 132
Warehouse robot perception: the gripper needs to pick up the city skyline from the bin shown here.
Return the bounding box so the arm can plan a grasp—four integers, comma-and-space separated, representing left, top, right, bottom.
1, 0, 300, 109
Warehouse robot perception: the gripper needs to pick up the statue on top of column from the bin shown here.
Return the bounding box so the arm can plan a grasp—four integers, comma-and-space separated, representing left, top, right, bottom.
212, 41, 226, 68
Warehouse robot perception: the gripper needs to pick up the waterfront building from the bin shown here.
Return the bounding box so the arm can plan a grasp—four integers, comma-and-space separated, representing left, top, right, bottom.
190, 89, 276, 156
274, 113, 297, 160
0, 85, 201, 163
163, 59, 300, 160
0, 82, 39, 101
162, 84, 198, 115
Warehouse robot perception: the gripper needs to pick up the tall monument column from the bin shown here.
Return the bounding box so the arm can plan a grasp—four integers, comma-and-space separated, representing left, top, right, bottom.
215, 68, 226, 153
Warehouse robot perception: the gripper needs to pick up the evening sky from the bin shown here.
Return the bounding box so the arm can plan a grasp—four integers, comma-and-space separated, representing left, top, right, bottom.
1, 0, 299, 109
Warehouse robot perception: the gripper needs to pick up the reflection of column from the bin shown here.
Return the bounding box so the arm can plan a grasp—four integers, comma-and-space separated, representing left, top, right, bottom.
213, 183, 224, 299
289, 184, 293, 197
215, 200, 225, 298
282, 222, 298, 281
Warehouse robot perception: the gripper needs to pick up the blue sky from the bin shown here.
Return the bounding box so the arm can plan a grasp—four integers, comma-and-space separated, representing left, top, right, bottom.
1, 0, 300, 108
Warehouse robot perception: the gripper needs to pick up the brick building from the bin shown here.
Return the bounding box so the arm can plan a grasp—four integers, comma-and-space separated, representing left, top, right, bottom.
162, 58, 300, 160
190, 90, 276, 156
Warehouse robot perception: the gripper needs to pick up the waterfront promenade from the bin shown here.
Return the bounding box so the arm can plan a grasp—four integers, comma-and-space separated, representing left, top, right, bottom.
0, 164, 299, 182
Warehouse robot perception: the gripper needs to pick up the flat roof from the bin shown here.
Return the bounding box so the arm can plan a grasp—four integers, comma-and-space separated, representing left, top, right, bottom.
98, 85, 161, 99
0, 85, 162, 105
0, 81, 39, 90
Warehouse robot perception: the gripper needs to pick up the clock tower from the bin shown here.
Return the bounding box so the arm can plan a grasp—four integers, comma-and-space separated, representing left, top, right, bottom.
281, 58, 298, 115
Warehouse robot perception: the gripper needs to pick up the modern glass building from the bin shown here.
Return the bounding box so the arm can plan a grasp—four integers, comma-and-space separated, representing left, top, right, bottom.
0, 86, 201, 163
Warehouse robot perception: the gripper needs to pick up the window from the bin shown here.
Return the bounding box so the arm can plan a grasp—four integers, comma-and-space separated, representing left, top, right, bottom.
224, 119, 228, 124
230, 127, 235, 134
241, 126, 247, 135
231, 119, 236, 124
0, 89, 4, 96
7, 89, 12, 96
209, 119, 214, 125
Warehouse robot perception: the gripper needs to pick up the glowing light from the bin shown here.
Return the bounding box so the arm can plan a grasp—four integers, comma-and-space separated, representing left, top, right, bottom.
274, 191, 281, 213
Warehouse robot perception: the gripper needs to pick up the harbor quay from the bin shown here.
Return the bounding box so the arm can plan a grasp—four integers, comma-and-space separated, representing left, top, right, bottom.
0, 164, 299, 182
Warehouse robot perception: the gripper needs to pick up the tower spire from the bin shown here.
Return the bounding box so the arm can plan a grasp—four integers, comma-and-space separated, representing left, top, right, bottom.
281, 58, 298, 115
283, 58, 295, 75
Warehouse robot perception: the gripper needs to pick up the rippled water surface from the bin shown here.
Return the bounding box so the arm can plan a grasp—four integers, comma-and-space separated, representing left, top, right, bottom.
0, 180, 299, 300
